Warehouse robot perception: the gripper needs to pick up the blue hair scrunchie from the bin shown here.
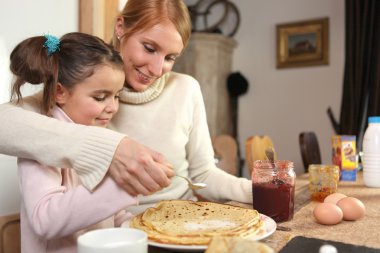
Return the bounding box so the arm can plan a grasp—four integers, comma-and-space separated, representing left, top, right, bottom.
43, 34, 60, 56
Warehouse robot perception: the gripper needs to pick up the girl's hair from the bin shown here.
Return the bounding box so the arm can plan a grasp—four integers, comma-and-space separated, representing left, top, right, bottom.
112, 0, 191, 50
10, 32, 124, 113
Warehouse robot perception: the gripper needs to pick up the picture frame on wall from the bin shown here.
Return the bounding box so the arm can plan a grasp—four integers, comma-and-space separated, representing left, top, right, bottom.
276, 17, 329, 69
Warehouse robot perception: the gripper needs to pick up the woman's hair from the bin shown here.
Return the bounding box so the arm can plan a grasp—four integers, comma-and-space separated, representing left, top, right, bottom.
112, 0, 191, 50
10, 32, 124, 113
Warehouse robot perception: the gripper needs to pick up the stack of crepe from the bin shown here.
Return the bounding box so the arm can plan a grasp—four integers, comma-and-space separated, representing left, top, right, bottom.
130, 200, 264, 245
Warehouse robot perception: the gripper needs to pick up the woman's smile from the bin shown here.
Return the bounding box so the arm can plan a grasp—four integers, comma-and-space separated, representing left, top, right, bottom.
136, 68, 154, 85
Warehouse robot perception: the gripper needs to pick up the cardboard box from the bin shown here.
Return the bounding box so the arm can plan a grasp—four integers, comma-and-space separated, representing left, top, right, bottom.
332, 135, 357, 181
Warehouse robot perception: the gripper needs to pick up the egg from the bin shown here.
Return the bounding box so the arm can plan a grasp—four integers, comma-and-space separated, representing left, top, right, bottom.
337, 197, 365, 221
324, 193, 347, 204
313, 202, 343, 225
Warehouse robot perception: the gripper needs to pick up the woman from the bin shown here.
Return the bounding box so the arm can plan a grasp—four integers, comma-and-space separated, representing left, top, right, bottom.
0, 0, 252, 213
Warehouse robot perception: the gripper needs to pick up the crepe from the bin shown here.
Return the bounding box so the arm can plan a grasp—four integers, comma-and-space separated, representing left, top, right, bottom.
205, 235, 274, 253
130, 200, 264, 245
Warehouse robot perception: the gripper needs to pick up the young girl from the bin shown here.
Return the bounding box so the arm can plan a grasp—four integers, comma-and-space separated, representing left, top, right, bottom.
10, 32, 137, 253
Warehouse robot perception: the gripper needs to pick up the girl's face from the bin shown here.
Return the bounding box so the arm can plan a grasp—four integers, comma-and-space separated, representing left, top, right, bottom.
118, 21, 184, 91
56, 65, 125, 127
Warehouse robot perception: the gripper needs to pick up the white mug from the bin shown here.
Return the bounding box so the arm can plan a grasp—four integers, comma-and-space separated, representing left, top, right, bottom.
77, 228, 148, 253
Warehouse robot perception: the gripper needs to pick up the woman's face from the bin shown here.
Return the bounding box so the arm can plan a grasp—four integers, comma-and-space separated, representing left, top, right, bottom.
118, 21, 184, 91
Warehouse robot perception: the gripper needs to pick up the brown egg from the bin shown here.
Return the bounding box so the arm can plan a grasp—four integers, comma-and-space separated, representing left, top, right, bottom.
313, 203, 343, 225
324, 193, 347, 204
337, 197, 365, 221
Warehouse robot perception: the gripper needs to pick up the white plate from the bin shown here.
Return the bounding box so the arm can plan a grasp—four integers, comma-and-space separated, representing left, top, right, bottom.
148, 241, 205, 252
123, 214, 276, 252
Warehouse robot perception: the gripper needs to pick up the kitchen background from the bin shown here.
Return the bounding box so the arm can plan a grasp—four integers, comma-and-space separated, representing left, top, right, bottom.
0, 0, 344, 215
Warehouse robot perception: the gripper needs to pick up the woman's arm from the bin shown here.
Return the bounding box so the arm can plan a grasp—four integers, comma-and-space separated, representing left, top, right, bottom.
0, 101, 124, 190
185, 80, 252, 203
0, 95, 174, 193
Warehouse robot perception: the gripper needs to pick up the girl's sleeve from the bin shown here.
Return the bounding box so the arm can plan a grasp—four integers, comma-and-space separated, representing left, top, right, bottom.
19, 158, 137, 239
114, 210, 134, 227
0, 96, 125, 190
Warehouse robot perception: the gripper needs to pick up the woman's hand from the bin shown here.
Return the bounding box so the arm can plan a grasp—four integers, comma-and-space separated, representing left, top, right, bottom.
108, 137, 174, 196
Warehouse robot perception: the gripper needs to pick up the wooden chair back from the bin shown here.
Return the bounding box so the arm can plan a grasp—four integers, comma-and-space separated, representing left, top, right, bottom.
0, 213, 20, 253
245, 135, 277, 175
299, 131, 322, 172
212, 134, 238, 176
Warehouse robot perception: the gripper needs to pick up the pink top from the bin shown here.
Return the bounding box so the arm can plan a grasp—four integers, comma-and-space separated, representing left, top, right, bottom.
18, 107, 138, 253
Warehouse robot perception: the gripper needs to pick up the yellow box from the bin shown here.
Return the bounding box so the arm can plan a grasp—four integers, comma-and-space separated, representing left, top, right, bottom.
332, 135, 357, 181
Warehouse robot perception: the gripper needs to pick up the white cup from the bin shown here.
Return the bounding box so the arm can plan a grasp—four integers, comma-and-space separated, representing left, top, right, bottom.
77, 228, 147, 253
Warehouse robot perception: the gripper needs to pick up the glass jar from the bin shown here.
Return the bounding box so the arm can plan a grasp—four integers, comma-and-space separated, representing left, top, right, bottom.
308, 164, 340, 202
251, 160, 296, 222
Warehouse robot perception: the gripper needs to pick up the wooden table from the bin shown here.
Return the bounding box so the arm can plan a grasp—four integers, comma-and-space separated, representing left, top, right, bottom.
149, 171, 380, 252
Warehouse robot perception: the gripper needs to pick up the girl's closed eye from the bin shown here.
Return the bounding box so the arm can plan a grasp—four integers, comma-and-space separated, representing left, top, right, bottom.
93, 88, 122, 102
93, 95, 107, 102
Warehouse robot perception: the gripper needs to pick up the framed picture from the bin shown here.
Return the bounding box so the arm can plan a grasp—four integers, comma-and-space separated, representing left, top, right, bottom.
276, 17, 329, 69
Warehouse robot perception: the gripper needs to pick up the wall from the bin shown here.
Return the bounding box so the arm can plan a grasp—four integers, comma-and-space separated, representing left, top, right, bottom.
232, 0, 345, 176
0, 0, 78, 215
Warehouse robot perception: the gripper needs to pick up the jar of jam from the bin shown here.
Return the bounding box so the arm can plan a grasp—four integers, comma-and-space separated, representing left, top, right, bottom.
251, 160, 296, 222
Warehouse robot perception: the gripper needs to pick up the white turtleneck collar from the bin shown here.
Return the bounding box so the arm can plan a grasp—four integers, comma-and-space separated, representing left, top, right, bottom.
119, 73, 169, 105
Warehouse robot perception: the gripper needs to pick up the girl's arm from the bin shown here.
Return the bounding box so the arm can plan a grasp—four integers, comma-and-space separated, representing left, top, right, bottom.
19, 158, 137, 239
